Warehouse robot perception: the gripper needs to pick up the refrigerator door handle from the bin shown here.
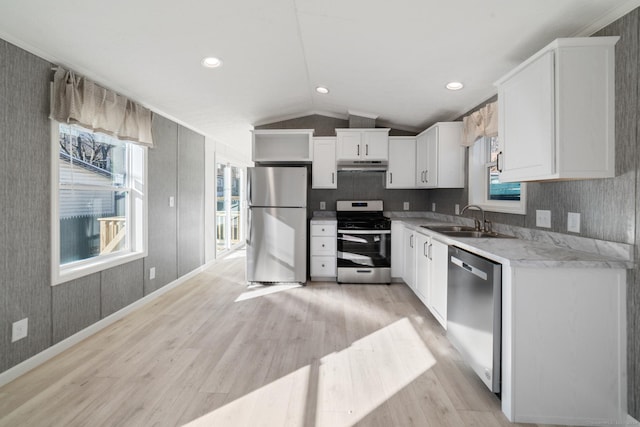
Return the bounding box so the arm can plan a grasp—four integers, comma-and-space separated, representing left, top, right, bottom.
247, 170, 252, 205
246, 208, 252, 245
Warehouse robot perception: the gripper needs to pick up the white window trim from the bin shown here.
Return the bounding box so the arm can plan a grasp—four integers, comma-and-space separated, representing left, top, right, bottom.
468, 136, 526, 215
51, 121, 148, 286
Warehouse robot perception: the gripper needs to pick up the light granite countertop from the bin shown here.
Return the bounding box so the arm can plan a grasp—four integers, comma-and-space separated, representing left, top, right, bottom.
391, 214, 634, 269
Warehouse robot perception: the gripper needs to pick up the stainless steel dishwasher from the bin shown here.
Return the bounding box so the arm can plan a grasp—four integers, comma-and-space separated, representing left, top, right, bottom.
447, 246, 502, 393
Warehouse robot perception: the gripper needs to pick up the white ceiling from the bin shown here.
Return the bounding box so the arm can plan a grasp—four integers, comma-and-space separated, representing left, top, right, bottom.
1, 0, 639, 155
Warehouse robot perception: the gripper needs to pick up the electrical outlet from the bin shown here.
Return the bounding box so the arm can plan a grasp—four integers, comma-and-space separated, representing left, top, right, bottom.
403, 202, 410, 211
431, 203, 436, 212
320, 201, 326, 210
536, 210, 551, 228
169, 196, 175, 207
149, 267, 156, 280
567, 212, 581, 233
12, 318, 28, 343
455, 204, 460, 215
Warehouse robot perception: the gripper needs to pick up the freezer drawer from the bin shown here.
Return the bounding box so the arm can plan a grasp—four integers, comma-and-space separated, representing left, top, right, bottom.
246, 207, 307, 283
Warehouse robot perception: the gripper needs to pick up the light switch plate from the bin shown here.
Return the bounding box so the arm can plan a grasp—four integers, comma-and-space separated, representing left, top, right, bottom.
536, 209, 551, 228
403, 202, 410, 211
169, 196, 175, 207
149, 267, 156, 280
320, 201, 326, 210
455, 204, 460, 215
567, 212, 581, 233
431, 203, 436, 212
12, 318, 28, 343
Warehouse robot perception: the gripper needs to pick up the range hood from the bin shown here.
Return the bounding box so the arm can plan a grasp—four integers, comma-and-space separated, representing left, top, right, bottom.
337, 159, 388, 171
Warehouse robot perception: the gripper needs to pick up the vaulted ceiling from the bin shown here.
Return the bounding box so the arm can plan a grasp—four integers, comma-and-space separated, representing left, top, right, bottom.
1, 0, 638, 155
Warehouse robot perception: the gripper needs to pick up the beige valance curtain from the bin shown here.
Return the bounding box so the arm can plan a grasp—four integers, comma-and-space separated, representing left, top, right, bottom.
461, 101, 498, 146
50, 67, 153, 147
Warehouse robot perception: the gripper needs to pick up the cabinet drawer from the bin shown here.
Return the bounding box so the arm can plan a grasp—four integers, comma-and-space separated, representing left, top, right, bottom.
311, 256, 336, 277
311, 224, 336, 236
311, 236, 336, 255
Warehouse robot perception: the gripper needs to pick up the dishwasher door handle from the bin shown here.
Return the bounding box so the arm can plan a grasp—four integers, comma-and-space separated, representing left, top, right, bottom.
450, 255, 488, 281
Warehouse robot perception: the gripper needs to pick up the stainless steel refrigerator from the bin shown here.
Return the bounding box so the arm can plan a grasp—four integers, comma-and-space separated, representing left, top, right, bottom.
246, 166, 307, 283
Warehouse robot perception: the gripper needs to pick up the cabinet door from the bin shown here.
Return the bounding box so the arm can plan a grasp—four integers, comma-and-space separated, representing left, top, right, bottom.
424, 127, 439, 188
336, 132, 362, 161
402, 228, 416, 290
415, 132, 429, 188
386, 137, 416, 188
428, 239, 448, 329
498, 50, 555, 181
312, 138, 337, 189
416, 129, 437, 188
415, 233, 430, 301
362, 131, 389, 161
436, 123, 465, 188
390, 221, 405, 279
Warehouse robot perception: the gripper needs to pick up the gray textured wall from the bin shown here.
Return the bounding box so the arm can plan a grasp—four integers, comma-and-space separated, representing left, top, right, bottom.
0, 39, 208, 371
177, 126, 205, 277
0, 40, 52, 372
144, 115, 178, 295
429, 9, 640, 416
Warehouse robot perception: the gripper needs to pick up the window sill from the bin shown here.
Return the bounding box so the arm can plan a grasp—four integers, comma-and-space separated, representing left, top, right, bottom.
52, 250, 147, 286
470, 201, 526, 215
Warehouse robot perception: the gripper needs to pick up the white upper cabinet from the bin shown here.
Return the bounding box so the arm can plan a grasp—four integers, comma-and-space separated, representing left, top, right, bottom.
495, 37, 619, 182
415, 122, 464, 188
252, 129, 314, 163
336, 129, 390, 162
386, 136, 416, 188
312, 137, 337, 189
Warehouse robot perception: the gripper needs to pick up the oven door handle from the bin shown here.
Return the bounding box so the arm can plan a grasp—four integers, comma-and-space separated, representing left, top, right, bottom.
337, 229, 391, 235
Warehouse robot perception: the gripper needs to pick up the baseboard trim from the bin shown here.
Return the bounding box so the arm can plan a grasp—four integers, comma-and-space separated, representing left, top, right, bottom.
0, 258, 218, 388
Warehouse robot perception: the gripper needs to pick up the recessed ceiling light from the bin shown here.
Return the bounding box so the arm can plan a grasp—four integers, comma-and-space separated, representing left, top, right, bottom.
315, 86, 330, 94
201, 57, 223, 68
446, 81, 464, 91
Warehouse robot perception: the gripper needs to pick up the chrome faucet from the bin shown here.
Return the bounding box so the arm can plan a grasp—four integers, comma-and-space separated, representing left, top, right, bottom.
460, 204, 487, 231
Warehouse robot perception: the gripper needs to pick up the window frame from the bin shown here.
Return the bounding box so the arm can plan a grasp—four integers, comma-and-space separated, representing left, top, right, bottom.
51, 121, 148, 285
468, 136, 526, 215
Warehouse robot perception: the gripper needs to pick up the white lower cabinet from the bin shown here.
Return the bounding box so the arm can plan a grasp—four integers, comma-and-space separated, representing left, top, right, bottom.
427, 238, 448, 328
413, 231, 447, 329
402, 228, 416, 291
415, 233, 430, 301
310, 220, 337, 280
503, 266, 627, 425
390, 221, 405, 279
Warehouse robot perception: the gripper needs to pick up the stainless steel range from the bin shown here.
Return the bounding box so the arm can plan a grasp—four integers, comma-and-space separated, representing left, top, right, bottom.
336, 200, 391, 284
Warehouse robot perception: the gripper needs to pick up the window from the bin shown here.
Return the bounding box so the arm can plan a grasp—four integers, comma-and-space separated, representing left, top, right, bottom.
468, 136, 526, 214
52, 122, 147, 284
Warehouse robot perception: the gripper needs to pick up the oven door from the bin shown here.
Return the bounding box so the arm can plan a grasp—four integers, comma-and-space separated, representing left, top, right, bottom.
337, 229, 391, 283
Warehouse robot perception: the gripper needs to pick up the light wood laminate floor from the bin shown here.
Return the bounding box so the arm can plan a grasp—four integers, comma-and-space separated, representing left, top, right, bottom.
0, 251, 558, 427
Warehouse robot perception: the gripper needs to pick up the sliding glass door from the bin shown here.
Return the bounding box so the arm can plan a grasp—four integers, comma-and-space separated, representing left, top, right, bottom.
216, 163, 243, 254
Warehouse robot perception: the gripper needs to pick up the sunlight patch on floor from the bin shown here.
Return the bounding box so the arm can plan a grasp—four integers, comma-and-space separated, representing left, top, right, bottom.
182, 317, 436, 427
234, 283, 303, 302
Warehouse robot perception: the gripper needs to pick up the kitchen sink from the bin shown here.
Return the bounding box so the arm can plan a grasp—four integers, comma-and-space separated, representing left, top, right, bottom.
437, 230, 516, 238
421, 225, 515, 238
421, 225, 476, 232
